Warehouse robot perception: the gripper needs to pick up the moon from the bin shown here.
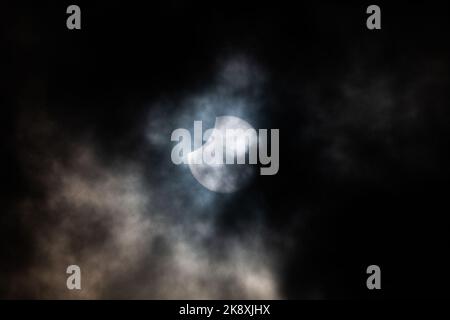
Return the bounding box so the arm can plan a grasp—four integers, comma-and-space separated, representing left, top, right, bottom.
187, 116, 256, 193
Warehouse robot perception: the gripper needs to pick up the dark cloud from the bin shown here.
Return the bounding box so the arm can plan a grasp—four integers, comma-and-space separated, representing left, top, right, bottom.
2, 2, 450, 299
4, 59, 281, 299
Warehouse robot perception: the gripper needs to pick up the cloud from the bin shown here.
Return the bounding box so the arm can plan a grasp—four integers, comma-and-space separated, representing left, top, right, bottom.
8, 56, 280, 299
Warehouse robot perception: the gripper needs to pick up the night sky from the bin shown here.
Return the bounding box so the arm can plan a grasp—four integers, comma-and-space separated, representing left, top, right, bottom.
1, 1, 450, 299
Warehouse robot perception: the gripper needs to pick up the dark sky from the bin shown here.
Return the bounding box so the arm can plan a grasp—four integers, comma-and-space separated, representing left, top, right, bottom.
1, 1, 450, 299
